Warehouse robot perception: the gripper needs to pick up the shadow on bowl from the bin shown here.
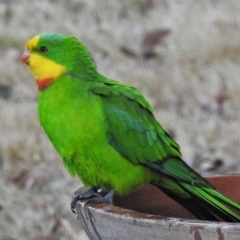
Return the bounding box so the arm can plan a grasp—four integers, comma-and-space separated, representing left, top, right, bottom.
75, 175, 240, 240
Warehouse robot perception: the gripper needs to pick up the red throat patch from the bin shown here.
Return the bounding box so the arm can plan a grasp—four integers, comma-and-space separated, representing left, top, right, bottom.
36, 77, 54, 91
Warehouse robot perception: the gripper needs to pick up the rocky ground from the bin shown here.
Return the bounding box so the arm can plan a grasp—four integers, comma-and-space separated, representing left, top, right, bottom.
1, 1, 240, 239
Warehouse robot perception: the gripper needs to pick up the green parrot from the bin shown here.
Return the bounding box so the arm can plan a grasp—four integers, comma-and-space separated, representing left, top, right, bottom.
21, 33, 240, 222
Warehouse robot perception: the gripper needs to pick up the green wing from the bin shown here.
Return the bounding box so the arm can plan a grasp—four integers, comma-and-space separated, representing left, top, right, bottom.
90, 78, 212, 187
90, 78, 181, 164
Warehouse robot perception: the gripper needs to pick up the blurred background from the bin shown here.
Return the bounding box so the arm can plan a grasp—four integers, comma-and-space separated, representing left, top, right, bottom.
1, 0, 240, 239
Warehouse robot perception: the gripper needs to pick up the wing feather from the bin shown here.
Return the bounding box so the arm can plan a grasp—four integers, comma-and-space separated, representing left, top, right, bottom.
90, 80, 181, 165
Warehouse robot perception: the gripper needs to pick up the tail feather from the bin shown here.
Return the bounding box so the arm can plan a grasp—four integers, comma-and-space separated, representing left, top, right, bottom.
161, 188, 220, 221
180, 183, 240, 222
194, 197, 238, 222
147, 158, 240, 222
206, 188, 240, 211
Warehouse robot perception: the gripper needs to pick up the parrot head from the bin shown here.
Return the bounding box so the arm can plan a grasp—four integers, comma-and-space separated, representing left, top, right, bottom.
21, 33, 96, 90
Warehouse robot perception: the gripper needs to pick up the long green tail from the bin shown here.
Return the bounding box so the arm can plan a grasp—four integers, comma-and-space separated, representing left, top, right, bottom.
147, 158, 240, 222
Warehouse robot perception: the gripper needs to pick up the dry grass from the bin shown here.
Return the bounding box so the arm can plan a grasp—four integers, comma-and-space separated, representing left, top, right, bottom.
1, 0, 240, 239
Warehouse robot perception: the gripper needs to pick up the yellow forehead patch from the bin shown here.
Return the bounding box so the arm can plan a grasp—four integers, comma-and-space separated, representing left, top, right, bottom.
25, 35, 40, 50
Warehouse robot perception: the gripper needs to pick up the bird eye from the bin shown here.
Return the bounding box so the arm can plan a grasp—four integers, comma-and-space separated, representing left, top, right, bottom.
39, 46, 48, 53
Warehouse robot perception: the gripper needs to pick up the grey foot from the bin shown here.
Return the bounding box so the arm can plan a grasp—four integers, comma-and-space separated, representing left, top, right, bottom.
85, 189, 115, 206
71, 187, 101, 213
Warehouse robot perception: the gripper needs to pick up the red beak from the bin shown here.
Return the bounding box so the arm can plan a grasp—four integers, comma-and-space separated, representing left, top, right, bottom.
21, 50, 30, 64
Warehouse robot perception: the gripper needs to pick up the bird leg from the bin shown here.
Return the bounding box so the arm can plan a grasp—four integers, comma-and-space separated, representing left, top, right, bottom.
71, 187, 101, 213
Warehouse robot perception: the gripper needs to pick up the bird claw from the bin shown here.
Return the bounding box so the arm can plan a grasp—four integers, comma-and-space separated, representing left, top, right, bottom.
84, 189, 115, 207
71, 187, 101, 213
71, 188, 115, 213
